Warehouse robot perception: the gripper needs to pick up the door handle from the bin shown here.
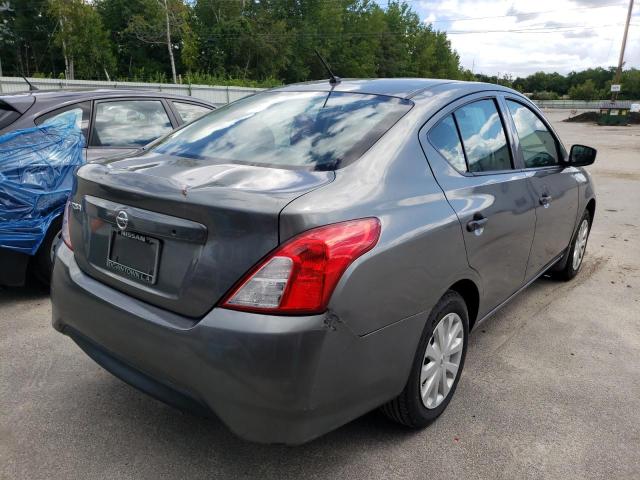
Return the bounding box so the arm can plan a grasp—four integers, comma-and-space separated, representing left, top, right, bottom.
539, 194, 552, 208
466, 215, 488, 234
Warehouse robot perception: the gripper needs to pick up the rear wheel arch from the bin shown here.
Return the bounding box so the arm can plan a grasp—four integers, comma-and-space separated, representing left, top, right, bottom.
381, 289, 470, 427
33, 215, 63, 286
586, 198, 596, 223
448, 279, 480, 331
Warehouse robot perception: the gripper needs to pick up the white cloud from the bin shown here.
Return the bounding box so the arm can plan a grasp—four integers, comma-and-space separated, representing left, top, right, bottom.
412, 0, 640, 76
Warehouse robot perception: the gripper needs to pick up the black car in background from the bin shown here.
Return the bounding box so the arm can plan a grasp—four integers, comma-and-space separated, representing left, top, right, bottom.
0, 89, 215, 287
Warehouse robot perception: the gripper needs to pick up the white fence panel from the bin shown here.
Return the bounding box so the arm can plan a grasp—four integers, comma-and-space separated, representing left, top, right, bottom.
0, 76, 264, 106
532, 99, 639, 109
3, 77, 636, 110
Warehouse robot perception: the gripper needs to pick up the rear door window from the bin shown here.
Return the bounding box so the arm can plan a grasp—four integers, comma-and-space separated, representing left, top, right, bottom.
36, 102, 91, 140
453, 99, 512, 173
506, 100, 559, 168
91, 100, 173, 147
172, 101, 212, 123
428, 115, 466, 172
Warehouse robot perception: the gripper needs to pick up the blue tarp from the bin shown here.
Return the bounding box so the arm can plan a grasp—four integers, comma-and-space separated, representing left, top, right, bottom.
0, 112, 84, 255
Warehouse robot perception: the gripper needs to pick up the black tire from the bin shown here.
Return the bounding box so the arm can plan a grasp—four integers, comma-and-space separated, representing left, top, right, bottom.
33, 216, 63, 286
381, 290, 469, 428
551, 210, 591, 281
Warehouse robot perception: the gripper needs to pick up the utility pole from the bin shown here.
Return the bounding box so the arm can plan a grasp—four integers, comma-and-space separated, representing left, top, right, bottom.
611, 0, 634, 102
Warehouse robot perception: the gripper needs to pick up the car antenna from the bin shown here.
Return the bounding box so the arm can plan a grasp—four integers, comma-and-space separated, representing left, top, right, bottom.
314, 49, 341, 86
21, 75, 38, 91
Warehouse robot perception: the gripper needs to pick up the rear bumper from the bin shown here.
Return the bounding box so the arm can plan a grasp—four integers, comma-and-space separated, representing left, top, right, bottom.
51, 244, 425, 444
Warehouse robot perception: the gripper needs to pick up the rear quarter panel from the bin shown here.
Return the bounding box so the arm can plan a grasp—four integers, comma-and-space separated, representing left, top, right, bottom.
279, 109, 476, 337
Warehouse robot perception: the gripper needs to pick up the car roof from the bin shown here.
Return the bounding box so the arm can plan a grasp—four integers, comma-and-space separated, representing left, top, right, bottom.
272, 78, 517, 100
0, 88, 215, 111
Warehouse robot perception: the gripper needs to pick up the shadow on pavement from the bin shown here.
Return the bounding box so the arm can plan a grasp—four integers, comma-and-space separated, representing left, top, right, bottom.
0, 279, 49, 304
48, 368, 423, 477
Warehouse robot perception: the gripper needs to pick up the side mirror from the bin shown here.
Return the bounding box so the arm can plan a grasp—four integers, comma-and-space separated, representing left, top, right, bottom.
568, 144, 596, 167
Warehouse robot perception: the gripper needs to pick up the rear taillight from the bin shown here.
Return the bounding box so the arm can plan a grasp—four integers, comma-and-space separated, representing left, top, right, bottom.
221, 218, 381, 315
61, 200, 73, 250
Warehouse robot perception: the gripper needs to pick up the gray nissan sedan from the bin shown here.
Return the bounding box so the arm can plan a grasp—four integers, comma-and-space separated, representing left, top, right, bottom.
51, 78, 596, 444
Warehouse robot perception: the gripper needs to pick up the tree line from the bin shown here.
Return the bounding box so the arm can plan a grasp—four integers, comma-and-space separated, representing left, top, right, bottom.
0, 0, 637, 100
477, 68, 640, 101
0, 0, 466, 86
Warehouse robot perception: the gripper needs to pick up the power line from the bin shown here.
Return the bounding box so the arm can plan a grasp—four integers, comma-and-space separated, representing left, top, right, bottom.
447, 23, 639, 35
8, 18, 638, 37
186, 22, 636, 39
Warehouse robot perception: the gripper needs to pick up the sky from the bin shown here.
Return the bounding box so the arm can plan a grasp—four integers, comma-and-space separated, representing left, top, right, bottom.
401, 0, 640, 77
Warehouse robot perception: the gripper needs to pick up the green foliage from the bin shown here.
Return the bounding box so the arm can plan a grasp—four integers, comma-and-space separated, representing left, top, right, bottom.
0, 0, 638, 96
96, 0, 168, 78
0, 0, 465, 85
567, 67, 614, 93
0, 1, 62, 76
569, 79, 598, 101
529, 91, 559, 101
616, 68, 640, 100
124, 0, 189, 82
513, 71, 568, 96
184, 72, 282, 88
48, 0, 115, 79
115, 69, 170, 84
474, 73, 514, 88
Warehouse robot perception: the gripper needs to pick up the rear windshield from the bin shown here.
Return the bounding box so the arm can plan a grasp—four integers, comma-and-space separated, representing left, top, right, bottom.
152, 91, 413, 170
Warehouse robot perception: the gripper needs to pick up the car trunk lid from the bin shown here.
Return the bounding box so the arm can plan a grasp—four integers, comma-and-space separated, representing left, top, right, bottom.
70, 151, 334, 318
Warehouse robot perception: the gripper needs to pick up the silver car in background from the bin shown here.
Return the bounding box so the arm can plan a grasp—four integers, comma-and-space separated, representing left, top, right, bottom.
51, 78, 596, 444
0, 89, 214, 287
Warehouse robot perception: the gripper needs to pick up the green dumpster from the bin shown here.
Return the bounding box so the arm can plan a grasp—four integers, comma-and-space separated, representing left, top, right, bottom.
598, 101, 631, 126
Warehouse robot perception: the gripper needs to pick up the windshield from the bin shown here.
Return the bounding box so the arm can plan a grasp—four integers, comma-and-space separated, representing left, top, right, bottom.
152, 91, 412, 170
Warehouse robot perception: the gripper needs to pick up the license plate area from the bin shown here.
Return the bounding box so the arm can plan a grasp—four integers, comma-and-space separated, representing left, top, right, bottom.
106, 230, 160, 285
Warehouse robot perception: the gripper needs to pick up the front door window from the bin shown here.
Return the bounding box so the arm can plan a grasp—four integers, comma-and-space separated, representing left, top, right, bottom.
506, 100, 559, 168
